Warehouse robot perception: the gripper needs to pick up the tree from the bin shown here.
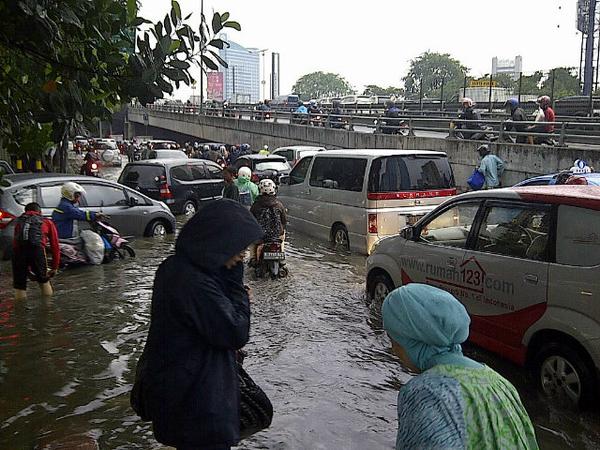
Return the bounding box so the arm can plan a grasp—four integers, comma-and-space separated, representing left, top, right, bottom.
292, 72, 354, 100
362, 85, 405, 97
0, 0, 240, 171
403, 52, 467, 101
541, 67, 580, 99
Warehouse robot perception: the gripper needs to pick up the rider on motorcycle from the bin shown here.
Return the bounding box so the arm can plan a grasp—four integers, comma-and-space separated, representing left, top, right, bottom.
456, 97, 483, 139
249, 178, 287, 266
328, 99, 345, 129
80, 150, 100, 177
51, 182, 107, 239
503, 99, 527, 143
382, 100, 401, 134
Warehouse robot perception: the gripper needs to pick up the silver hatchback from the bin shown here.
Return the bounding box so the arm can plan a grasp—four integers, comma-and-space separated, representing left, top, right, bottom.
0, 173, 176, 259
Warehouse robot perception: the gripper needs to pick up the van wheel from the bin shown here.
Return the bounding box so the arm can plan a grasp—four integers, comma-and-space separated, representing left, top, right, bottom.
145, 220, 167, 237
332, 225, 350, 251
182, 200, 197, 217
368, 273, 394, 303
533, 342, 596, 408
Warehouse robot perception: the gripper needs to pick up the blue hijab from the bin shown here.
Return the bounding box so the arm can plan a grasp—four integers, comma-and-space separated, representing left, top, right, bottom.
382, 284, 482, 371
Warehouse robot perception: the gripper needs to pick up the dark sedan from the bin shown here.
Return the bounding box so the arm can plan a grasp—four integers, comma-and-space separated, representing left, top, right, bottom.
232, 154, 291, 183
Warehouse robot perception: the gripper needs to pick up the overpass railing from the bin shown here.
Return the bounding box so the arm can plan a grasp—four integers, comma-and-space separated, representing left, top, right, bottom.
136, 104, 600, 147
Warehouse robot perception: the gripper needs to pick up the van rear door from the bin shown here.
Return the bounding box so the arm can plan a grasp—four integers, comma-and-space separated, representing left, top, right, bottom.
368, 154, 456, 234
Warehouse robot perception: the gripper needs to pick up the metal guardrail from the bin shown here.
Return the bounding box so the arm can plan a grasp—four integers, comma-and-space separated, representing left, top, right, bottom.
136, 104, 600, 147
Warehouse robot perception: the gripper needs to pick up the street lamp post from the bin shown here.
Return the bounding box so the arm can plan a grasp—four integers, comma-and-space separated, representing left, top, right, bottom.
248, 48, 268, 101
199, 0, 204, 113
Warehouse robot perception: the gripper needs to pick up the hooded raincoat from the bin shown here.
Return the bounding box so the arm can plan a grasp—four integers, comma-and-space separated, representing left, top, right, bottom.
133, 199, 263, 449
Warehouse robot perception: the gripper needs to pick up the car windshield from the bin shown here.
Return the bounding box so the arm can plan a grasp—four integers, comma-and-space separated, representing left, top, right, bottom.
255, 161, 290, 172
368, 155, 454, 191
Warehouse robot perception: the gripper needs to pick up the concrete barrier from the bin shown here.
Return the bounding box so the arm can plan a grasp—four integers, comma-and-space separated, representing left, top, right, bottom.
128, 109, 600, 190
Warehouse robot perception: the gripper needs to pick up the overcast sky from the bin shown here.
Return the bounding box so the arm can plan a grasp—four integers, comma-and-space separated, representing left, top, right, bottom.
140, 0, 581, 100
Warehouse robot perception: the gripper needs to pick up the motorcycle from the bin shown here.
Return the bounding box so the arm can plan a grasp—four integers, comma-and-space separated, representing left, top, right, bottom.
93, 220, 135, 262
255, 240, 288, 279
80, 158, 101, 177
450, 121, 497, 142
215, 156, 227, 169
58, 220, 135, 268
375, 118, 408, 136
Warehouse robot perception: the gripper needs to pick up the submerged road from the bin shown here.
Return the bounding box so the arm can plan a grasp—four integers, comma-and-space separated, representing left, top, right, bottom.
0, 166, 599, 449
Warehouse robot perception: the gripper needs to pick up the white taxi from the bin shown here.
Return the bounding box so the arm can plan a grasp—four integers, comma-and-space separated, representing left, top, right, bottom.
366, 186, 600, 407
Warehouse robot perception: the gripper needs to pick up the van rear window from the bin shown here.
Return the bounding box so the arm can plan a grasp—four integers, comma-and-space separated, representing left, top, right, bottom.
120, 165, 166, 189
368, 155, 454, 192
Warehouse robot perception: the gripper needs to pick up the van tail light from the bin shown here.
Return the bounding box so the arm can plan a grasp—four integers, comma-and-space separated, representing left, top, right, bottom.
0, 209, 16, 229
367, 188, 456, 201
159, 185, 173, 199
251, 174, 259, 183
368, 213, 378, 234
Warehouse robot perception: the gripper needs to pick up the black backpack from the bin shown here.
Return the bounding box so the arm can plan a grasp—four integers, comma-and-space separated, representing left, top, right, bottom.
15, 214, 44, 246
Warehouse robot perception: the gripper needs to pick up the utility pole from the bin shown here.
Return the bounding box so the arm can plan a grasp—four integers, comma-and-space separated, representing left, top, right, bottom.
584, 0, 597, 96
199, 0, 204, 113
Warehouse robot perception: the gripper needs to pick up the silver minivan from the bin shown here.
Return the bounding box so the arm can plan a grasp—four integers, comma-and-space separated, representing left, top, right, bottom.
278, 149, 456, 254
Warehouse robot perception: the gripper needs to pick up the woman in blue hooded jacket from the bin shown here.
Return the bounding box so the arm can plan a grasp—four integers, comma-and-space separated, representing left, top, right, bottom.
132, 199, 263, 450
382, 283, 538, 450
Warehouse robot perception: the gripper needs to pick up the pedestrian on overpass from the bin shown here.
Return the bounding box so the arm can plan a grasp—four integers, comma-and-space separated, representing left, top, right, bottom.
382, 283, 539, 450
476, 144, 505, 189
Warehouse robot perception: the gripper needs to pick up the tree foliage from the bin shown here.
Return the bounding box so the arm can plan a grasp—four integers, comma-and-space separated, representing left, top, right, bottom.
0, 0, 240, 169
292, 72, 354, 100
403, 52, 467, 101
362, 85, 404, 97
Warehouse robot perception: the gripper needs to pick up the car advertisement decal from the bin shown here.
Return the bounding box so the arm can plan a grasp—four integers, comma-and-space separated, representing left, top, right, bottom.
400, 256, 517, 312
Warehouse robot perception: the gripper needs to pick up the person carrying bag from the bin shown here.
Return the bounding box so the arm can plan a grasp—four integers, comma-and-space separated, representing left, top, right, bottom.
130, 200, 271, 450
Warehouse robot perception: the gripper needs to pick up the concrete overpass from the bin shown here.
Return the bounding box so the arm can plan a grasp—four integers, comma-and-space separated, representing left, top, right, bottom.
127, 107, 600, 189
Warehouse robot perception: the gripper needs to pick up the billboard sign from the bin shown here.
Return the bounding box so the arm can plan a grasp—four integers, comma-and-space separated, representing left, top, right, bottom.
207, 72, 224, 101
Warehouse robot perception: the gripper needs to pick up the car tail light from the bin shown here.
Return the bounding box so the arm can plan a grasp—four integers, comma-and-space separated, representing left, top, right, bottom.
368, 213, 378, 234
251, 174, 259, 183
0, 209, 16, 229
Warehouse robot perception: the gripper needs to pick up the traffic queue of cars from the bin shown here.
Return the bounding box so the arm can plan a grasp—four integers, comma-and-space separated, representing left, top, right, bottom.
275, 148, 600, 409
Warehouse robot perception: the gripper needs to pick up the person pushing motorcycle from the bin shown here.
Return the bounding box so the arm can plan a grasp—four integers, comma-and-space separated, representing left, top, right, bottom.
52, 182, 107, 239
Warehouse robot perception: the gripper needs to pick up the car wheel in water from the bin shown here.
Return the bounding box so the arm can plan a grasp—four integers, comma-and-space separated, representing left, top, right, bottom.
534, 342, 596, 408
146, 220, 167, 237
279, 266, 289, 278
332, 225, 350, 251
369, 273, 394, 304
183, 200, 197, 217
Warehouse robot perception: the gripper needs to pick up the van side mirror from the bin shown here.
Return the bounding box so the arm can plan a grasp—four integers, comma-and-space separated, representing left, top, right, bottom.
129, 196, 139, 207
400, 225, 415, 240
279, 175, 290, 185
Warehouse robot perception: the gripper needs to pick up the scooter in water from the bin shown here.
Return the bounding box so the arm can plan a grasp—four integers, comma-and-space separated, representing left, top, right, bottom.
59, 220, 134, 268
255, 240, 288, 279
92, 220, 135, 262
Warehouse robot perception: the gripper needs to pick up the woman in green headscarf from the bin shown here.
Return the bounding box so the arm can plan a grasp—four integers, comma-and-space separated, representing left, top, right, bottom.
382, 283, 539, 450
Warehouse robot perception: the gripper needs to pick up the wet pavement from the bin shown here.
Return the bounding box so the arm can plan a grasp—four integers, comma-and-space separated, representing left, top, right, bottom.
1, 167, 600, 449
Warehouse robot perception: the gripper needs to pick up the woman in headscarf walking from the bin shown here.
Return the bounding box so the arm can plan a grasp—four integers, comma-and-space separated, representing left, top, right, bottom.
382, 283, 539, 450
132, 199, 264, 450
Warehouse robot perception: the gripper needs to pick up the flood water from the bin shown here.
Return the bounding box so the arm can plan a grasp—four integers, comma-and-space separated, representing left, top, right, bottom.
1, 168, 600, 449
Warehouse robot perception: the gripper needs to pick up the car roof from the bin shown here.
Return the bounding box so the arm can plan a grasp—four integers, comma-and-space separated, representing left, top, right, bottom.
457, 186, 600, 211
2, 173, 127, 189
126, 158, 204, 167
314, 149, 447, 157
274, 146, 325, 152
515, 172, 600, 185
239, 154, 287, 161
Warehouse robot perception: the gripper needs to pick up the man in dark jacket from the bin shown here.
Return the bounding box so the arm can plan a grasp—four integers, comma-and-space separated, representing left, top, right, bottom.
132, 200, 263, 450
222, 167, 240, 201
504, 99, 527, 143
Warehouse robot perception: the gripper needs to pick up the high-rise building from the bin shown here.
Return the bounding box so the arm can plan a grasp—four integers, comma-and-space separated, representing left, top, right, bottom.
219, 35, 260, 103
492, 56, 523, 80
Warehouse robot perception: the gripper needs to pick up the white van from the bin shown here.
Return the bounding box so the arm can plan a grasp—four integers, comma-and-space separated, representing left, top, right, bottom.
278, 149, 456, 254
